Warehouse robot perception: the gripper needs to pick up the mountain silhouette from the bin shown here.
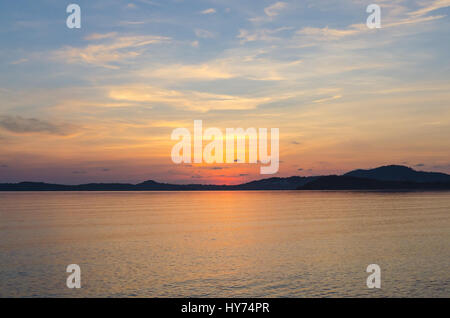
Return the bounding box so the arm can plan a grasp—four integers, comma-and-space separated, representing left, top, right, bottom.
235, 176, 317, 190
297, 175, 450, 190
0, 177, 316, 191
344, 165, 450, 183
1, 165, 449, 191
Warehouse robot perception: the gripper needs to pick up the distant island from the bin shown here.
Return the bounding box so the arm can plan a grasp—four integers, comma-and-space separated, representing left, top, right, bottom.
1, 165, 450, 191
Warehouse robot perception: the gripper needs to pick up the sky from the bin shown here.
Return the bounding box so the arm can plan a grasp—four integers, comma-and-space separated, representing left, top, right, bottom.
0, 0, 449, 185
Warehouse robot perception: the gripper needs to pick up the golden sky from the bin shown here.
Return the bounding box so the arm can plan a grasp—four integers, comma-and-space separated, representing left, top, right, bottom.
0, 0, 449, 184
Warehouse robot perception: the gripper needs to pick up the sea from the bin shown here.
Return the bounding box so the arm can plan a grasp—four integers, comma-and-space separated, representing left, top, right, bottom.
0, 191, 449, 297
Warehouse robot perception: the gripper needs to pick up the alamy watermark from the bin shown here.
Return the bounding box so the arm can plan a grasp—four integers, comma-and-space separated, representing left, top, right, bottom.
66, 264, 81, 289
366, 264, 381, 288
367, 4, 381, 29
171, 120, 279, 174
66, 4, 81, 29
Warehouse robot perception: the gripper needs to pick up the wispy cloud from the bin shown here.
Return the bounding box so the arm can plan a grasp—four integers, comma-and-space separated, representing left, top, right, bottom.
296, 11, 445, 43
238, 27, 293, 43
119, 21, 147, 25
312, 95, 342, 104
0, 115, 76, 136
55, 33, 170, 69
150, 63, 233, 80
84, 32, 118, 40
409, 0, 450, 17
107, 85, 276, 112
136, 0, 160, 6
72, 170, 87, 174
10, 58, 29, 65
264, 2, 288, 17
250, 1, 288, 23
195, 29, 215, 38
296, 24, 366, 39
200, 8, 216, 15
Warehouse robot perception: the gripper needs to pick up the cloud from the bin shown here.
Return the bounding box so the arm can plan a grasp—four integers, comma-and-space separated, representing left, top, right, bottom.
250, 2, 288, 23
237, 27, 293, 43
312, 95, 342, 103
296, 24, 366, 40
144, 53, 295, 82
432, 164, 450, 169
72, 170, 87, 174
84, 32, 118, 41
201, 8, 216, 15
119, 21, 146, 25
55, 34, 170, 69
0, 115, 75, 135
415, 163, 425, 167
137, 0, 160, 6
108, 85, 275, 111
10, 58, 29, 65
383, 14, 445, 27
150, 63, 233, 80
195, 29, 215, 38
264, 2, 287, 17
296, 9, 445, 42
409, 0, 450, 17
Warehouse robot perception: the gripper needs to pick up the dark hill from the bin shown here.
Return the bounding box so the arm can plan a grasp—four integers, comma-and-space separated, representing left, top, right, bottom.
1, 165, 450, 191
0, 176, 315, 191
345, 165, 450, 183
236, 176, 317, 190
298, 175, 450, 190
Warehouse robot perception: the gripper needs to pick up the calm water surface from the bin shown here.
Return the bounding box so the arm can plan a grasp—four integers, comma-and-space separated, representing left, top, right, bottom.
0, 191, 449, 297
